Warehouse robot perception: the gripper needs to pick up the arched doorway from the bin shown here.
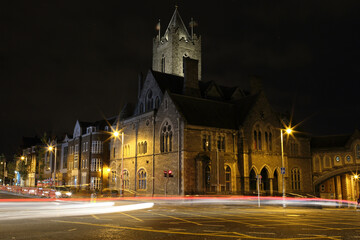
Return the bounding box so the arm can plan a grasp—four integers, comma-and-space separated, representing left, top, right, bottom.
273, 170, 279, 194
205, 165, 211, 192
249, 169, 257, 193
260, 168, 270, 195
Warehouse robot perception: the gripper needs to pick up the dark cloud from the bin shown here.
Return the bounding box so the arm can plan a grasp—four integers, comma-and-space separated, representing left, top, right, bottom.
1, 0, 360, 158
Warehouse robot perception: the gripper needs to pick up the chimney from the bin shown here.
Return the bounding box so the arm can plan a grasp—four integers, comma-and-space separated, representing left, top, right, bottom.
250, 75, 263, 94
183, 57, 200, 97
138, 72, 143, 99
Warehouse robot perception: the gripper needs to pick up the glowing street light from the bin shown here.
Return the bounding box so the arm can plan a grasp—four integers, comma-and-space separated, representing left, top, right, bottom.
48, 143, 57, 187
112, 129, 124, 196
280, 127, 293, 208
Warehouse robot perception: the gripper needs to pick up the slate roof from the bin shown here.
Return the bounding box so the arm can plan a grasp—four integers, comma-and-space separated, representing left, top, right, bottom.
311, 134, 352, 149
151, 70, 184, 94
169, 92, 259, 129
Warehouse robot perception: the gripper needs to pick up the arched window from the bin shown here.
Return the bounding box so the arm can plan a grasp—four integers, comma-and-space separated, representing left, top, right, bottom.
291, 168, 301, 190
258, 131, 262, 150
155, 96, 160, 109
254, 131, 257, 150
269, 132, 272, 151
144, 141, 147, 154
205, 165, 211, 192
123, 169, 129, 189
356, 144, 360, 159
265, 132, 268, 150
160, 121, 173, 153
138, 169, 147, 189
146, 90, 153, 111
225, 166, 231, 192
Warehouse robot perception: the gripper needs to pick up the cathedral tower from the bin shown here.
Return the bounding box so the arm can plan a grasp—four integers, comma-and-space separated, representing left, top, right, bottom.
153, 7, 201, 80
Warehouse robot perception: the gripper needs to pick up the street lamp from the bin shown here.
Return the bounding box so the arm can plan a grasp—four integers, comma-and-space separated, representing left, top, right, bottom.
112, 130, 124, 196
48, 144, 57, 187
280, 127, 292, 207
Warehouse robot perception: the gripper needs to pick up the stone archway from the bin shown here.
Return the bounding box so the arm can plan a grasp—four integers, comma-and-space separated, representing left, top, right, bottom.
249, 169, 257, 193
260, 168, 270, 195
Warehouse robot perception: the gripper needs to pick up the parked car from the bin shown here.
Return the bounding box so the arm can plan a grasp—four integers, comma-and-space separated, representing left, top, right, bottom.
100, 188, 119, 198
54, 186, 72, 198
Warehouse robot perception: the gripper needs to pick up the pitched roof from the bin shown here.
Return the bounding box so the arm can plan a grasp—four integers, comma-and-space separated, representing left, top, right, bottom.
151, 70, 184, 94
169, 93, 238, 129
311, 134, 352, 149
164, 8, 191, 40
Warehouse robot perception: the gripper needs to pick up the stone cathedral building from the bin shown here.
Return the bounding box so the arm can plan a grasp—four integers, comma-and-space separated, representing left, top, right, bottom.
109, 8, 314, 196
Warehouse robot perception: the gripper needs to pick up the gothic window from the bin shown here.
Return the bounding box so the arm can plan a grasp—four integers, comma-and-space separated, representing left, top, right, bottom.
123, 169, 129, 189
254, 131, 257, 150
138, 169, 147, 190
216, 136, 225, 151
225, 166, 231, 192
137, 142, 147, 155
155, 96, 160, 109
160, 121, 173, 153
356, 144, 360, 159
265, 132, 268, 150
146, 90, 154, 111
269, 132, 272, 151
258, 131, 262, 150
161, 55, 165, 72
291, 168, 301, 190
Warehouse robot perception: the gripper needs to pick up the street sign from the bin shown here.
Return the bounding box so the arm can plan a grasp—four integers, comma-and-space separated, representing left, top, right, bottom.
281, 167, 285, 174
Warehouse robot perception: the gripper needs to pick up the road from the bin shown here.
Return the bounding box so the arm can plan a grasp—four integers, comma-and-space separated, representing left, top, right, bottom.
0, 192, 360, 239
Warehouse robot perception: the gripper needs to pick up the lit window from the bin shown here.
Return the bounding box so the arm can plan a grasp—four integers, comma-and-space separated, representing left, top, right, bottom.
346, 155, 351, 162
160, 122, 172, 153
291, 168, 301, 190
335, 156, 340, 162
138, 169, 146, 189
123, 170, 129, 189
225, 166, 231, 192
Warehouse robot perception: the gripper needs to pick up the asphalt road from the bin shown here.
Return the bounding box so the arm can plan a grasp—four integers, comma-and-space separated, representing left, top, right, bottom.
0, 192, 360, 239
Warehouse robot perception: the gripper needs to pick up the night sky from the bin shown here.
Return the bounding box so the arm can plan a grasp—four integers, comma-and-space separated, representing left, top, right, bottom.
1, 0, 360, 158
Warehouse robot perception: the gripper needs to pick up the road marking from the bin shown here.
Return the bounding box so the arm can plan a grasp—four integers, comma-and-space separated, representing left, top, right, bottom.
148, 211, 202, 226
168, 228, 186, 231
68, 228, 77, 232
297, 233, 342, 240
120, 212, 143, 222
51, 220, 277, 239
247, 232, 276, 235
187, 212, 268, 228
91, 215, 99, 220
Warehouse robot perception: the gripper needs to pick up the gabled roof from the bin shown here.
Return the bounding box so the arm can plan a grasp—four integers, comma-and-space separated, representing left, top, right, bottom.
164, 7, 191, 40
151, 70, 184, 94
311, 134, 352, 149
233, 93, 260, 125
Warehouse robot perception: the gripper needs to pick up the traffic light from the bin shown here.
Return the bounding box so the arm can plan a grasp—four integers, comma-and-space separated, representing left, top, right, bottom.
164, 170, 167, 177
168, 170, 173, 177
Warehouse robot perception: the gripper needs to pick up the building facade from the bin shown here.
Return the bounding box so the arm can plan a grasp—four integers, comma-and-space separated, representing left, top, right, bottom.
109, 8, 313, 197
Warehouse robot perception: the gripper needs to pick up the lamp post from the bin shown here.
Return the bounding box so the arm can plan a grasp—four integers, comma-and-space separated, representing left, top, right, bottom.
48, 144, 57, 187
113, 130, 124, 196
280, 128, 292, 208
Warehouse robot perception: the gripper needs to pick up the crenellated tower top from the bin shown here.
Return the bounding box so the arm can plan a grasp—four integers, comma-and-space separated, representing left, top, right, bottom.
152, 7, 201, 80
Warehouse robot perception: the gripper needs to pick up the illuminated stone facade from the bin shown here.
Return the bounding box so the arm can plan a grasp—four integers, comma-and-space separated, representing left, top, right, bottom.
109, 8, 313, 196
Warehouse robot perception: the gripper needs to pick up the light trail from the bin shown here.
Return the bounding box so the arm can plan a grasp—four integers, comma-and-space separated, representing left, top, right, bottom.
0, 201, 154, 220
